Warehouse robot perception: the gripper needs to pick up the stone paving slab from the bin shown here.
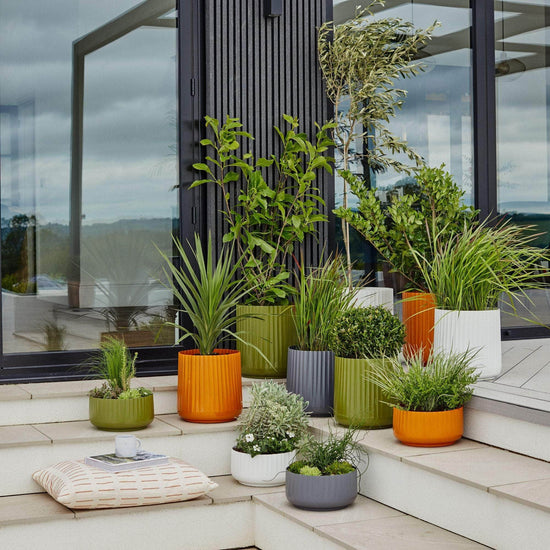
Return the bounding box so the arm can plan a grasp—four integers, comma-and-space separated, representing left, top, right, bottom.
315, 514, 488, 550
489, 477, 550, 513
0, 424, 51, 447
403, 446, 550, 491
31, 418, 181, 443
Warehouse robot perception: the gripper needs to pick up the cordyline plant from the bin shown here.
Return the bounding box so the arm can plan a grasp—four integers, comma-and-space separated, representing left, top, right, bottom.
157, 233, 258, 355
337, 165, 477, 291
292, 256, 355, 351
318, 1, 437, 283
412, 219, 549, 312
192, 115, 334, 305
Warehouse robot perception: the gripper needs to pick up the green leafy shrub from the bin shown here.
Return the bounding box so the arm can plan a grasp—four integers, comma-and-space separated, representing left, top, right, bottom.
336, 165, 477, 291
88, 338, 151, 400
235, 381, 309, 457
192, 115, 334, 305
289, 426, 361, 475
293, 256, 355, 351
368, 351, 479, 411
329, 306, 405, 359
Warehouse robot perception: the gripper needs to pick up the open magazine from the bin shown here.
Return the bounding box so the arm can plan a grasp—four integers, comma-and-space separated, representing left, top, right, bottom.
85, 451, 169, 472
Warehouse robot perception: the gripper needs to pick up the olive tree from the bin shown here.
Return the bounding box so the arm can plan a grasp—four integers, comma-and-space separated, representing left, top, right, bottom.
318, 1, 437, 283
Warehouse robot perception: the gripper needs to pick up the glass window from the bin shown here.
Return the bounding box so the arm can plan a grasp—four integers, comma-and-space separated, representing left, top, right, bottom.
0, 0, 178, 353
495, 0, 550, 327
332, 1, 473, 279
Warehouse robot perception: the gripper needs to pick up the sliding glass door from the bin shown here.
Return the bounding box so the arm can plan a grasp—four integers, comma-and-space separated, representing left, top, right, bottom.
494, 0, 550, 330
0, 0, 178, 360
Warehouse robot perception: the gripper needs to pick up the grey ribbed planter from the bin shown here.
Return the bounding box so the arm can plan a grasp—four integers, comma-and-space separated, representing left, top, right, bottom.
285, 469, 358, 510
286, 347, 334, 416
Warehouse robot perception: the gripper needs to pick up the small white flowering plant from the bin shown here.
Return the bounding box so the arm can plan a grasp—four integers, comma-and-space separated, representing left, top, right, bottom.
234, 381, 310, 457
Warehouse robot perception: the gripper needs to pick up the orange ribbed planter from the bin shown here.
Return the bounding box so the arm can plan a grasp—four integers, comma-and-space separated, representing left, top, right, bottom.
178, 349, 242, 423
392, 407, 464, 447
402, 291, 435, 363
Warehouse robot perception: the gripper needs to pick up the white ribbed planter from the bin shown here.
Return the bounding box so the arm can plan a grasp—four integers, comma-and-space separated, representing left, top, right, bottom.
231, 449, 296, 487
433, 309, 502, 379
352, 287, 394, 313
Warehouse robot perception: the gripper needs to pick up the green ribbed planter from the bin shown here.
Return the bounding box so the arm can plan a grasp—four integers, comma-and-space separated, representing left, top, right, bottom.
89, 394, 154, 431
236, 305, 297, 378
334, 357, 393, 429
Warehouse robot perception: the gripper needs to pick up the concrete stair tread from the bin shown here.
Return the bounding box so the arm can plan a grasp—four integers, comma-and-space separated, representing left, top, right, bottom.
309, 418, 550, 515
0, 415, 239, 447
1, 414, 549, 514
254, 492, 487, 549
0, 479, 487, 549
0, 375, 285, 428
0, 375, 282, 402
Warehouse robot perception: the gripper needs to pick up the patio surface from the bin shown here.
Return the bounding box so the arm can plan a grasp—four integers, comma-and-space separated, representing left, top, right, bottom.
474, 339, 550, 413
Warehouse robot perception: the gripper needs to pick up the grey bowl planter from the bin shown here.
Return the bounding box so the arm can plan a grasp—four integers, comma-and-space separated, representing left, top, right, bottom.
286, 347, 334, 416
285, 469, 358, 511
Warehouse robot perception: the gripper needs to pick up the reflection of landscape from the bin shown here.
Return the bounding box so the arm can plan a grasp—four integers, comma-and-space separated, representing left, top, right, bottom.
0, 0, 178, 354
1, 217, 176, 353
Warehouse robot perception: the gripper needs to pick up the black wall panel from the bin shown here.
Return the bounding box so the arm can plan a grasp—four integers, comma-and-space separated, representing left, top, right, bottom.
202, 0, 334, 268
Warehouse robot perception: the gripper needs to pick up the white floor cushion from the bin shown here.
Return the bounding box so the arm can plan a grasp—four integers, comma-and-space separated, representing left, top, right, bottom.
33, 457, 218, 509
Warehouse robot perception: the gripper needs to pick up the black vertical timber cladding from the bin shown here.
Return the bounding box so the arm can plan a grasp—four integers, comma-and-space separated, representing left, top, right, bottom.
203, 0, 333, 268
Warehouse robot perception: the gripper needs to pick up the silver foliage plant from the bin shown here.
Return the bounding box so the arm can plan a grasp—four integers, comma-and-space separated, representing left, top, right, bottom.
235, 381, 310, 457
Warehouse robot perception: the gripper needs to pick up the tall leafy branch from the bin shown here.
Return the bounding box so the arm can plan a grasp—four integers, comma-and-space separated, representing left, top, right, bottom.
192, 115, 334, 305
318, 1, 437, 283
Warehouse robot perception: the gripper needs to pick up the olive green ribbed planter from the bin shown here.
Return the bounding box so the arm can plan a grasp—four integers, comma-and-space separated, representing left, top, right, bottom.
89, 394, 154, 431
236, 305, 297, 378
334, 357, 393, 429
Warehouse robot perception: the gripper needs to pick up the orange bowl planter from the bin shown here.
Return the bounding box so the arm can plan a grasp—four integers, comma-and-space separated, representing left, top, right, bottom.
392, 407, 464, 447
402, 291, 435, 363
178, 349, 242, 423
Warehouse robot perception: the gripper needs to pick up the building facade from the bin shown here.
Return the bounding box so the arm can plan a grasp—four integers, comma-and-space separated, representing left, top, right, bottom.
0, 0, 549, 382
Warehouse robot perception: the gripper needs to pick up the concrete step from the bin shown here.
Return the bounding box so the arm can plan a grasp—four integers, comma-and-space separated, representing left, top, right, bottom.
0, 475, 488, 550
0, 375, 273, 426
0, 415, 238, 497
309, 418, 550, 550
2, 412, 549, 549
465, 387, 550, 461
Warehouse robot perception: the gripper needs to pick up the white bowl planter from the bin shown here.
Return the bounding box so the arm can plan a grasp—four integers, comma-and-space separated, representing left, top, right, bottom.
352, 287, 394, 313
433, 308, 502, 379
231, 448, 296, 487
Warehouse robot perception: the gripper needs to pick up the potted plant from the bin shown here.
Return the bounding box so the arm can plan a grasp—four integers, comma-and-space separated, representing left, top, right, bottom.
286, 426, 362, 511
317, 4, 436, 287
231, 381, 309, 487
287, 257, 354, 416
158, 233, 255, 423
192, 115, 334, 378
337, 166, 477, 363
368, 351, 480, 447
413, 220, 547, 378
89, 338, 154, 431
329, 306, 405, 428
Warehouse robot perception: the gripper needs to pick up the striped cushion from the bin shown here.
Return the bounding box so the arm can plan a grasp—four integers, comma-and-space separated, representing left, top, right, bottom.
32, 458, 218, 509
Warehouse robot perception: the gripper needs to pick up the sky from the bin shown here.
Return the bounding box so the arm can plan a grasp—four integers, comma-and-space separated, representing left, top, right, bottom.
0, 0, 178, 226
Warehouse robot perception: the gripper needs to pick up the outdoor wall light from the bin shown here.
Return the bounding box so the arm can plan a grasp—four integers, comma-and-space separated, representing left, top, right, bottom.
264, 0, 283, 18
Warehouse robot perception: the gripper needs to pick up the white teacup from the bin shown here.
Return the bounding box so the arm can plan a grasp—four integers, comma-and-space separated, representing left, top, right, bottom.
115, 435, 142, 458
